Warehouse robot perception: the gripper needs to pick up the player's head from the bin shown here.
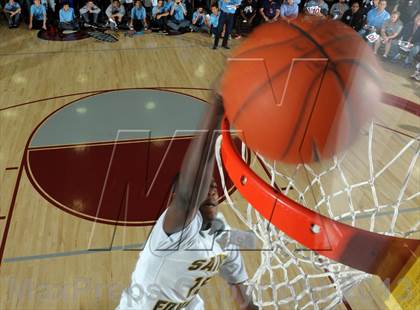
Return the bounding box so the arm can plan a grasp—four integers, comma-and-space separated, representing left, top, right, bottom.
199, 179, 219, 228
211, 5, 218, 14
135, 0, 142, 7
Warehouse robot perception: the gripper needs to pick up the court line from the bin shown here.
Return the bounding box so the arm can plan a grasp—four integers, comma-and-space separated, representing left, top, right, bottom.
0, 44, 197, 57
0, 161, 24, 268
5, 167, 18, 171
2, 243, 145, 263
0, 87, 212, 112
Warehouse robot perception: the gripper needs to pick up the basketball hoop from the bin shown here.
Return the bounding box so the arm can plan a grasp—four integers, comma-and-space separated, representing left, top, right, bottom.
215, 98, 420, 309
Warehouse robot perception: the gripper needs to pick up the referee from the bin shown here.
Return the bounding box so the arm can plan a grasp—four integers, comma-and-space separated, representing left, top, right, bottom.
213, 0, 241, 49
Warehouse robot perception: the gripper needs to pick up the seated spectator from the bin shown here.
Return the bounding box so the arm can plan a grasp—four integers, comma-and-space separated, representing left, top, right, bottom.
150, 0, 169, 32
167, 0, 190, 32
191, 6, 208, 32
280, 0, 299, 20
393, 13, 420, 67
260, 0, 280, 22
129, 0, 148, 31
374, 11, 403, 57
330, 0, 348, 20
304, 0, 329, 16
236, 0, 258, 36
4, 0, 22, 28
205, 4, 220, 37
29, 0, 47, 30
359, 0, 390, 36
79, 0, 101, 26
59, 2, 79, 30
341, 1, 364, 32
106, 0, 126, 30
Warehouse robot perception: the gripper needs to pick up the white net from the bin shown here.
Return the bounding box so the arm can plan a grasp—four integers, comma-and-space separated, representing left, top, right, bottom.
215, 120, 420, 310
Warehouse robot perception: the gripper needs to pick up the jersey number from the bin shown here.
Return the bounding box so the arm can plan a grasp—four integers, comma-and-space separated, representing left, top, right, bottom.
186, 277, 212, 298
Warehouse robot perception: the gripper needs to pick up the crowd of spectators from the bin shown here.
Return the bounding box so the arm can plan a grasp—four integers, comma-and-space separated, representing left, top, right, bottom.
0, 0, 419, 73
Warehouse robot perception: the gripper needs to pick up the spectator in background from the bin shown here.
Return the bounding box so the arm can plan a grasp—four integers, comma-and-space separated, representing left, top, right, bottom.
359, 0, 390, 36
106, 0, 126, 30
341, 1, 364, 32
79, 0, 101, 26
150, 0, 169, 32
29, 0, 47, 30
4, 0, 21, 28
164, 0, 174, 13
374, 11, 403, 57
330, 0, 348, 20
393, 13, 420, 67
167, 0, 190, 32
236, 0, 258, 37
191, 6, 208, 32
59, 1, 79, 30
361, 0, 378, 16
213, 0, 241, 49
304, 0, 329, 16
122, 0, 134, 18
260, 0, 280, 22
143, 0, 153, 20
205, 4, 220, 37
398, 0, 419, 25
280, 0, 298, 19
130, 0, 148, 31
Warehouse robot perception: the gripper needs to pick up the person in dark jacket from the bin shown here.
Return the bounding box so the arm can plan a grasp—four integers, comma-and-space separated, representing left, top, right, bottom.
341, 1, 365, 32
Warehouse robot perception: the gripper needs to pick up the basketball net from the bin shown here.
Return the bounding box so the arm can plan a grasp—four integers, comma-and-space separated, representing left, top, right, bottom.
215, 117, 419, 309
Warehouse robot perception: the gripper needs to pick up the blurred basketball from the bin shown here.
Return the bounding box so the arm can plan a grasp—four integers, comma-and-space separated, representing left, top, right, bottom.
221, 18, 381, 163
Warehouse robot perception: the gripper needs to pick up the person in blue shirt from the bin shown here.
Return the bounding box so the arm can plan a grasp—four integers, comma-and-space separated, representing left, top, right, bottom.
260, 0, 280, 23
150, 0, 169, 32
130, 0, 148, 31
167, 0, 190, 32
213, 0, 241, 49
191, 6, 208, 32
205, 4, 220, 37
4, 0, 21, 28
59, 2, 79, 30
280, 0, 298, 20
164, 0, 174, 13
29, 0, 47, 30
359, 0, 390, 37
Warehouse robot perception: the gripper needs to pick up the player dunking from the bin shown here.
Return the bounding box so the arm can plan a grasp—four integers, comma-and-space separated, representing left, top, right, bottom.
117, 95, 256, 310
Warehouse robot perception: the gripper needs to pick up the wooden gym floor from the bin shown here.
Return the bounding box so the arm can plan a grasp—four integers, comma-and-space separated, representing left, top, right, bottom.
0, 25, 419, 310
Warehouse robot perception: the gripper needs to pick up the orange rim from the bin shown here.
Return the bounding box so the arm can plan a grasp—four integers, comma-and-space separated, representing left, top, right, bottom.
220, 117, 420, 281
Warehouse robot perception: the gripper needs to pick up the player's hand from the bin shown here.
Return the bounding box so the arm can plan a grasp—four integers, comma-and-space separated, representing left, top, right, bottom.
29, 23, 32, 30
42, 24, 47, 30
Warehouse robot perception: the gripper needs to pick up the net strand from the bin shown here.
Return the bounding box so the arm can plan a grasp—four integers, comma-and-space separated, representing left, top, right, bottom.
216, 121, 419, 309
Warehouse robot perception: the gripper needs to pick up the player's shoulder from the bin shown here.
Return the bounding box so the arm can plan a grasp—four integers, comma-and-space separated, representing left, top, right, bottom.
147, 210, 203, 255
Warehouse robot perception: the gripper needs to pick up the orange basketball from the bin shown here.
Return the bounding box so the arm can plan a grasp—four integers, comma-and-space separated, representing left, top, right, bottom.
221, 17, 382, 163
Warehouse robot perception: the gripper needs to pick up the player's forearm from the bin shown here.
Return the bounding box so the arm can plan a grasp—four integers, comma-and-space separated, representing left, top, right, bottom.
174, 95, 224, 213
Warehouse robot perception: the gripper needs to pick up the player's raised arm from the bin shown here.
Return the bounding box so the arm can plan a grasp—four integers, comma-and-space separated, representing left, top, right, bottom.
163, 94, 224, 235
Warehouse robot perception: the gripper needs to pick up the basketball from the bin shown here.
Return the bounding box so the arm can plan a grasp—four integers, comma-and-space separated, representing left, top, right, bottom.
221, 17, 382, 163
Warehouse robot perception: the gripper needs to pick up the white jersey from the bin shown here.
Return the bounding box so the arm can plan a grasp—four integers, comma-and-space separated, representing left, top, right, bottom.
118, 210, 248, 310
